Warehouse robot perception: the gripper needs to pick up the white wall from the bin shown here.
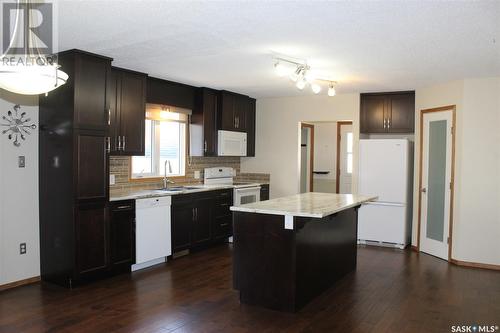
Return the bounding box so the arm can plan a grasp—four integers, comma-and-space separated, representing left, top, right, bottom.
0, 91, 40, 285
413, 78, 500, 266
241, 94, 359, 198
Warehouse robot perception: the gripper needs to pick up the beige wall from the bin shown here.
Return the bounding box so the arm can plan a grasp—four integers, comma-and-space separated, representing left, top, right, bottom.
241, 94, 359, 198
0, 91, 40, 285
413, 78, 500, 266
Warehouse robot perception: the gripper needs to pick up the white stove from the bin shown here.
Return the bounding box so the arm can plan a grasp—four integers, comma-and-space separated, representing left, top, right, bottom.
204, 167, 261, 205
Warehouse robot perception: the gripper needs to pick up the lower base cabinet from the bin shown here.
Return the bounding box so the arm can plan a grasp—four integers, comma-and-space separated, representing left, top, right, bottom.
109, 200, 136, 273
172, 189, 233, 253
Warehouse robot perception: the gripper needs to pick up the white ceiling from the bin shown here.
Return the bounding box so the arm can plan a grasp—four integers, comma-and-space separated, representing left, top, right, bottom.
57, 1, 500, 98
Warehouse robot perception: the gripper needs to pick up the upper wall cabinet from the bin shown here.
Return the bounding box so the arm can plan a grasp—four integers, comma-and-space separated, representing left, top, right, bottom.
108, 67, 147, 156
39, 49, 112, 132
219, 91, 249, 132
147, 77, 196, 110
360, 91, 415, 134
191, 88, 218, 156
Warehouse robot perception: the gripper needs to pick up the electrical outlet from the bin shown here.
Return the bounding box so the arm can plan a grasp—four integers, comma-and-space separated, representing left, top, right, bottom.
20, 243, 26, 255
18, 156, 25, 168
194, 170, 200, 179
110, 174, 116, 185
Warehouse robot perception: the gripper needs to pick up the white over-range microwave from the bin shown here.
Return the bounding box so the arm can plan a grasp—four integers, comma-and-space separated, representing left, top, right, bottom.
218, 130, 247, 156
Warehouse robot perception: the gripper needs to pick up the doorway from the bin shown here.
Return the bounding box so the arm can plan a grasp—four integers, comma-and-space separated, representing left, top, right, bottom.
300, 123, 314, 193
418, 106, 456, 261
336, 121, 353, 193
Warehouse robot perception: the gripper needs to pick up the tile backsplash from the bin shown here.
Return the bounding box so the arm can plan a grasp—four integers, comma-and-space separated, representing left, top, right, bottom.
109, 156, 269, 191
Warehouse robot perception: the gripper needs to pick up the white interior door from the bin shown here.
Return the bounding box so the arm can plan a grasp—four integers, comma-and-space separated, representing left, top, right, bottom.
339, 124, 353, 193
420, 110, 453, 260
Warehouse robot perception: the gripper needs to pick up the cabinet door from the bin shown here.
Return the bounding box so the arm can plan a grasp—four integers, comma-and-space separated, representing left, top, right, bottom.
234, 95, 248, 132
119, 71, 146, 156
109, 201, 135, 271
260, 184, 270, 201
203, 89, 218, 156
74, 55, 110, 131
76, 202, 109, 276
246, 98, 256, 156
107, 70, 120, 154
76, 133, 108, 201
171, 203, 193, 252
193, 197, 212, 245
360, 95, 387, 133
387, 93, 415, 133
220, 91, 236, 131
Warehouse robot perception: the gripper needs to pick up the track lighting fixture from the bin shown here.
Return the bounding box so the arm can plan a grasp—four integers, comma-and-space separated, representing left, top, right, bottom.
273, 56, 338, 96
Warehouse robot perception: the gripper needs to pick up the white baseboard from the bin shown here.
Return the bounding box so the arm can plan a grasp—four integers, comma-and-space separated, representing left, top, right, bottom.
131, 257, 167, 272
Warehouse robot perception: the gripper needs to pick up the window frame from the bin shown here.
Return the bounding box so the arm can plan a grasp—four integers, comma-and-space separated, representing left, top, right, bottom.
129, 118, 189, 181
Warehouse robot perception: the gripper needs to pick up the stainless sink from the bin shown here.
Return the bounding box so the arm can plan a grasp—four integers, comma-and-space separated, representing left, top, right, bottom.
154, 186, 203, 192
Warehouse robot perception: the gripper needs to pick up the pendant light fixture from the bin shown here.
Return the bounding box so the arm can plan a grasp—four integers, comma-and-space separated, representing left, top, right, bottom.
0, 0, 68, 95
273, 56, 337, 97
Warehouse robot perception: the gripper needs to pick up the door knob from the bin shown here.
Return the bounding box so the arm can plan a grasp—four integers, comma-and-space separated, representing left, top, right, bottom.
421, 188, 427, 193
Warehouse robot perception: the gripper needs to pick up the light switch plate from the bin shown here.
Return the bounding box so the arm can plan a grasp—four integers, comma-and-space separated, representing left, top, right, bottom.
18, 156, 25, 168
109, 174, 116, 185
194, 170, 200, 179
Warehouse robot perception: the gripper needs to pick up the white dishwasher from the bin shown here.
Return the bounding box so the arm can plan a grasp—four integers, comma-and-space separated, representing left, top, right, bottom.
132, 196, 172, 272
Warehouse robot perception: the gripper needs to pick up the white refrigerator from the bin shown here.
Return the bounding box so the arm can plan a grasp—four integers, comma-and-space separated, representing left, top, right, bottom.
358, 139, 413, 249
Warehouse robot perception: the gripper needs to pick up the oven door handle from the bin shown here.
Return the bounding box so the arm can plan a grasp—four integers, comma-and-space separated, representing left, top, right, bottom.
234, 186, 261, 194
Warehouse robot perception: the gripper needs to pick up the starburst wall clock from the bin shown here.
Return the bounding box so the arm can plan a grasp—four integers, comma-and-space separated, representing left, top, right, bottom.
1, 104, 37, 147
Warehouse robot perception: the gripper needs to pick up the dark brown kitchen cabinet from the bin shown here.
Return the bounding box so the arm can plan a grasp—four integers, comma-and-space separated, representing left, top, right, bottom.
108, 67, 147, 156
147, 77, 196, 110
192, 197, 213, 246
76, 132, 108, 201
190, 88, 218, 156
360, 91, 415, 134
109, 200, 136, 273
246, 98, 256, 156
171, 201, 194, 252
76, 202, 109, 277
219, 91, 249, 132
260, 184, 270, 201
171, 189, 233, 254
212, 190, 233, 240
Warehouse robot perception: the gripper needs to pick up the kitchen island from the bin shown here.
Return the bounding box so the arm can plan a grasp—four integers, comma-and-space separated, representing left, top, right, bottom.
230, 192, 376, 312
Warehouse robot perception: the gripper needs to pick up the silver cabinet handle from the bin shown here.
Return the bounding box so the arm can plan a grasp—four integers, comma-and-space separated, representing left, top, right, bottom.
220, 223, 229, 227
115, 205, 132, 210
106, 137, 110, 153
122, 136, 126, 151
383, 118, 386, 129
204, 140, 207, 153
117, 136, 121, 151
192, 208, 196, 221
107, 109, 111, 126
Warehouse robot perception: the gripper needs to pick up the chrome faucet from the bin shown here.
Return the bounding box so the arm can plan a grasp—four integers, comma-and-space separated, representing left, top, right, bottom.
163, 160, 175, 189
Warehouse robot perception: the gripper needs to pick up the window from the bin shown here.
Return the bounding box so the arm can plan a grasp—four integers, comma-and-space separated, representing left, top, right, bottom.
346, 132, 353, 174
131, 109, 188, 179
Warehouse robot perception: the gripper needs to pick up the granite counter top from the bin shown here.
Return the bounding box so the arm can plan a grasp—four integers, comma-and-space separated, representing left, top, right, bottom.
109, 182, 268, 202
230, 192, 377, 218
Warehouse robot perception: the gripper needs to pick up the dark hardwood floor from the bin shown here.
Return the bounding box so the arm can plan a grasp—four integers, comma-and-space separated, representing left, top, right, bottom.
1, 245, 499, 333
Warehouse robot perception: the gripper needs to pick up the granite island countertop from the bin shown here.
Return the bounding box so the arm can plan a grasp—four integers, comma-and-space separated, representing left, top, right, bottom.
230, 192, 377, 218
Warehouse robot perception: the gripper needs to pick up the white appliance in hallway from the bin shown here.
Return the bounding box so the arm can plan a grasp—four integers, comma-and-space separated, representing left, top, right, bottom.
132, 197, 172, 271
358, 139, 413, 249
